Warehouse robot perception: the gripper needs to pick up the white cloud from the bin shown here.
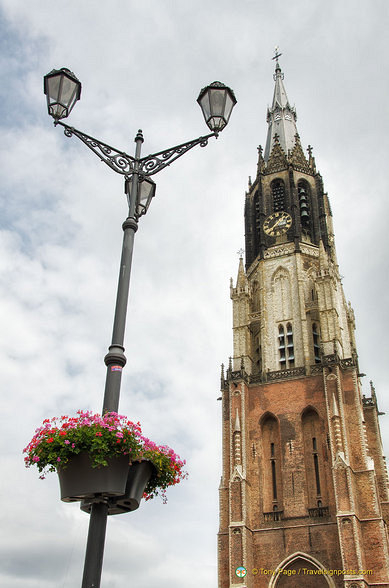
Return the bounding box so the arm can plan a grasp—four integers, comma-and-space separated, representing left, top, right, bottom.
1, 1, 389, 586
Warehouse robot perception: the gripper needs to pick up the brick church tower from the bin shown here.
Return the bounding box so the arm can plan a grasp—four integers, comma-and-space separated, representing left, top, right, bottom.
218, 55, 389, 587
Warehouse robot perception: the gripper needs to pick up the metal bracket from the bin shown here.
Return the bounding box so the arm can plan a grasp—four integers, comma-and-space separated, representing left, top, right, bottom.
56, 120, 217, 179
56, 121, 136, 176
138, 132, 216, 176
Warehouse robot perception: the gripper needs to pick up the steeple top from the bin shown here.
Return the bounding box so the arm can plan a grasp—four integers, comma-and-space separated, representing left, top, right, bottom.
271, 48, 287, 107
272, 46, 283, 77
264, 49, 299, 162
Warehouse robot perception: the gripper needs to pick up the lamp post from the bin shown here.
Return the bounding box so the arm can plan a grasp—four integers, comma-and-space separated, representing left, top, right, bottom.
43, 67, 236, 587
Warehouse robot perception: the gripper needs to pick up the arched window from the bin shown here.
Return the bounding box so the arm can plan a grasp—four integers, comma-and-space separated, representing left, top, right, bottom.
278, 323, 294, 369
261, 414, 283, 517
270, 442, 278, 501
286, 323, 294, 367
278, 325, 286, 368
302, 408, 327, 512
270, 553, 334, 587
272, 179, 285, 212
312, 323, 321, 363
312, 437, 321, 495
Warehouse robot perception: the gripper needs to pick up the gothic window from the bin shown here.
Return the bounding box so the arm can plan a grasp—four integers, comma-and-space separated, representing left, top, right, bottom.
273, 270, 292, 320
278, 323, 294, 369
305, 275, 317, 308
302, 408, 327, 510
270, 442, 277, 499
298, 180, 311, 235
278, 325, 286, 368
261, 414, 283, 514
273, 555, 329, 587
286, 323, 294, 367
312, 323, 321, 363
312, 437, 321, 495
271, 456, 277, 499
271, 179, 285, 212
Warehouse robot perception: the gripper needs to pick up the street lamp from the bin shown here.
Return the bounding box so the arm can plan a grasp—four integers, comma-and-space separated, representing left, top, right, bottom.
43, 67, 236, 588
43, 68, 81, 120
197, 80, 236, 132
125, 172, 156, 219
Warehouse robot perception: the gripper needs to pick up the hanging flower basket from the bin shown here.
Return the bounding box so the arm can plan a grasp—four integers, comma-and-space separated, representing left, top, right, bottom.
24, 411, 187, 505
80, 459, 156, 515
57, 452, 130, 502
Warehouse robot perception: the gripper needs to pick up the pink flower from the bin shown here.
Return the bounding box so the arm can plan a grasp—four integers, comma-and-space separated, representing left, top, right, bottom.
64, 440, 70, 445
57, 457, 61, 462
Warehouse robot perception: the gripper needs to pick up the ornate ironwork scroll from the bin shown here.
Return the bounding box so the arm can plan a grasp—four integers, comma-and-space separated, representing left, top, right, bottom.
55, 121, 217, 180
56, 121, 136, 176
138, 133, 215, 176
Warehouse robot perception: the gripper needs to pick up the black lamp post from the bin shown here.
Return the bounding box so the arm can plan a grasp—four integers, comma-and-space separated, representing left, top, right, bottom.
43, 67, 236, 588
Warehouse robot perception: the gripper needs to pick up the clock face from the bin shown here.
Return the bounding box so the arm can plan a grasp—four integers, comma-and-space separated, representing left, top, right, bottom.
263, 211, 292, 237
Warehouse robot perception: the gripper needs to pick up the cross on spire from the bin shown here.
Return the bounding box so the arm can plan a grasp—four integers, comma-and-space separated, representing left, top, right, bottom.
272, 47, 284, 81
272, 46, 282, 61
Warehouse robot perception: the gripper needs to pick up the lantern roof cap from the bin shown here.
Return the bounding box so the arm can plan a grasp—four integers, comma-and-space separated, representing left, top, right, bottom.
197, 80, 236, 100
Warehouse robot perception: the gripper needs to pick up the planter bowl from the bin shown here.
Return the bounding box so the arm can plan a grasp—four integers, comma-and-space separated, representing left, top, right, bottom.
58, 452, 129, 502
80, 460, 155, 515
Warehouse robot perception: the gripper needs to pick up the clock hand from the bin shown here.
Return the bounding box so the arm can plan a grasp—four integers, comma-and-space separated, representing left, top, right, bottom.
272, 217, 284, 229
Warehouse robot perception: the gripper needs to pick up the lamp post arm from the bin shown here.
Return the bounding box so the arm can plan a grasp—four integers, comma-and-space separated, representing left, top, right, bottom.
139, 131, 217, 176
55, 120, 136, 176
55, 122, 217, 180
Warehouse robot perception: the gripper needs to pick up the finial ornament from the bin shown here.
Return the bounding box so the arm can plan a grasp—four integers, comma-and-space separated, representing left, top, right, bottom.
237, 248, 245, 259
272, 46, 282, 61
272, 46, 284, 80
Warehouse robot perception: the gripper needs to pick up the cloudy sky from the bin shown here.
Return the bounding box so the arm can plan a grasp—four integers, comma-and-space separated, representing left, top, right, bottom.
1, 1, 389, 586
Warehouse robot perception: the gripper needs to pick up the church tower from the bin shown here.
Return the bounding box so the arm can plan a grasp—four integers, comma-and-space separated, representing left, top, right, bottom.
218, 55, 389, 588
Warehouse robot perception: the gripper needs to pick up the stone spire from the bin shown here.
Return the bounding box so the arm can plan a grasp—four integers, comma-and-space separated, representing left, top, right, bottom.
264, 53, 299, 162
236, 254, 246, 290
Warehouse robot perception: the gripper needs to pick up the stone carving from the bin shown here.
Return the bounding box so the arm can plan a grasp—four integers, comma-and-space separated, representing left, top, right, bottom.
264, 244, 294, 259
300, 245, 320, 257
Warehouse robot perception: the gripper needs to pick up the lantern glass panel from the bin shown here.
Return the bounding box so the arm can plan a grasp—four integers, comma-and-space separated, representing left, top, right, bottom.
199, 93, 211, 119
224, 92, 235, 121
136, 178, 156, 218
209, 89, 226, 116
46, 74, 61, 102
